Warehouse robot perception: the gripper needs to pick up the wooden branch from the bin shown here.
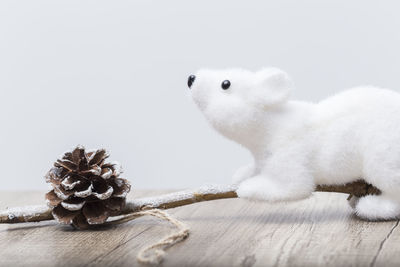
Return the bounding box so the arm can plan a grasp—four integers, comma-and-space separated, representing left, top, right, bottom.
0, 180, 381, 224
316, 180, 381, 198
0, 205, 53, 224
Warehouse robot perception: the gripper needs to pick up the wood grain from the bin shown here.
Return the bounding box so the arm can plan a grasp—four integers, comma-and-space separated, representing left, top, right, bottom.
0, 190, 398, 266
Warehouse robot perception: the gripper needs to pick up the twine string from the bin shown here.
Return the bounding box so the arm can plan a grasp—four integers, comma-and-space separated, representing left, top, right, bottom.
107, 209, 189, 265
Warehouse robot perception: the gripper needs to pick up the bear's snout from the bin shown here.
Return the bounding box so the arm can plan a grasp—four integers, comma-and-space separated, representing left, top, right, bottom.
188, 75, 196, 88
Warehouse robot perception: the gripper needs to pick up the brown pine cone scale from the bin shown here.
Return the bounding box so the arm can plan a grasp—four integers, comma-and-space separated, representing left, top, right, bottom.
45, 146, 131, 229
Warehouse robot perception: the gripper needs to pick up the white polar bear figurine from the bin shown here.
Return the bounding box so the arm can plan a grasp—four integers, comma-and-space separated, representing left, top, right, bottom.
188, 68, 400, 220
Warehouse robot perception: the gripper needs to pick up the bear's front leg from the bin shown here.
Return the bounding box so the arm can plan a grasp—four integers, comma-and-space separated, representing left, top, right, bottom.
236, 175, 313, 202
236, 151, 315, 202
232, 164, 255, 186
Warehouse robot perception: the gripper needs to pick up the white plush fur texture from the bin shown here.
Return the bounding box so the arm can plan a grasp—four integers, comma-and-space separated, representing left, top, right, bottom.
190, 68, 400, 220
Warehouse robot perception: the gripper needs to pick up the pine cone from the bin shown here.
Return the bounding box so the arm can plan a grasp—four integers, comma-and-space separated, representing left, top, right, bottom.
45, 146, 131, 229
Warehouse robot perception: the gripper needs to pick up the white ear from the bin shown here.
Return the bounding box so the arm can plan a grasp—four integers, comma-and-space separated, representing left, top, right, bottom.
252, 68, 293, 107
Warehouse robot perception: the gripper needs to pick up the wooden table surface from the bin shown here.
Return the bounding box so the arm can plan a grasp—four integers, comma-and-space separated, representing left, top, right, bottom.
0, 190, 399, 267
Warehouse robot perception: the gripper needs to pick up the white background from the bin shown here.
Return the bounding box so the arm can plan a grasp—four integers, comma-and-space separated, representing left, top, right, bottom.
1, 0, 400, 190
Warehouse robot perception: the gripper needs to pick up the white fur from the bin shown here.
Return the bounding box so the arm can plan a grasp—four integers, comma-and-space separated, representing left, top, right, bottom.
190, 68, 400, 220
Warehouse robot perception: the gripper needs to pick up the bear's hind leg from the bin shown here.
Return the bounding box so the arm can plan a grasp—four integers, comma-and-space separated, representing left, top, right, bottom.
359, 149, 400, 220
355, 194, 400, 220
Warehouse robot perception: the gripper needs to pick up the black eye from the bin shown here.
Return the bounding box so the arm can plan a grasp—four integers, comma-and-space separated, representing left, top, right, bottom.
221, 80, 231, 90
187, 75, 196, 88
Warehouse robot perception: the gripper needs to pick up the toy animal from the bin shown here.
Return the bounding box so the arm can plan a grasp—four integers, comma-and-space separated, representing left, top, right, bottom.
188, 68, 400, 220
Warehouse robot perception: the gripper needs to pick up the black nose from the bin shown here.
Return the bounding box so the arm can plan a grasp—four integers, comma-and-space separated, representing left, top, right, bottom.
188, 75, 196, 88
